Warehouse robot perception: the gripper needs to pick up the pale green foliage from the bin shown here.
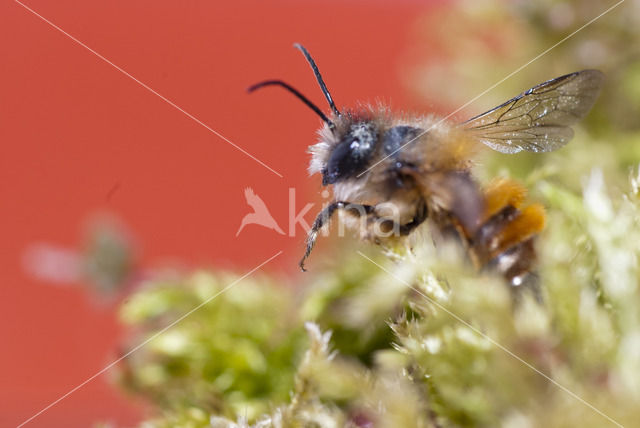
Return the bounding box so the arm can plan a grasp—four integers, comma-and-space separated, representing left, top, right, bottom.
119, 271, 306, 422
118, 167, 640, 426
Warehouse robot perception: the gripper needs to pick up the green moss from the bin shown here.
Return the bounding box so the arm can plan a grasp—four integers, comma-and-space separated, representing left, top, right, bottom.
117, 175, 640, 426
118, 271, 306, 421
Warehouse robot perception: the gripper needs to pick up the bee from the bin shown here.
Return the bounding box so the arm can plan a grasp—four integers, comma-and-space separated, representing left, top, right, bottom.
249, 44, 604, 291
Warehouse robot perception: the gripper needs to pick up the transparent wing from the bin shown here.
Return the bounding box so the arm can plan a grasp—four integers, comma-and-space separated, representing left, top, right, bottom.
460, 69, 604, 153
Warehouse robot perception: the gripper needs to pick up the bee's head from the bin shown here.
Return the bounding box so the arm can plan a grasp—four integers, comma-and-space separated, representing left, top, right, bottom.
320, 117, 378, 185
249, 44, 381, 185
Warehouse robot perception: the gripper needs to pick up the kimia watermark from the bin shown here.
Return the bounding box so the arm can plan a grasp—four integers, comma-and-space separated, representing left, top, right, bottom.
236, 187, 403, 239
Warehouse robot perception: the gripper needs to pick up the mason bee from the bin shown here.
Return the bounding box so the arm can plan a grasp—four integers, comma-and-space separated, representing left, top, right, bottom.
249, 44, 604, 290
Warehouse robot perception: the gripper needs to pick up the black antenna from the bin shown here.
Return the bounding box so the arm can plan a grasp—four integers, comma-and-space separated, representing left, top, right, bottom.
248, 80, 334, 127
293, 43, 340, 117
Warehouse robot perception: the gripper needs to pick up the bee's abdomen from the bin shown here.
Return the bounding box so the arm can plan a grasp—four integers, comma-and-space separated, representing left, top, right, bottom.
469, 179, 546, 290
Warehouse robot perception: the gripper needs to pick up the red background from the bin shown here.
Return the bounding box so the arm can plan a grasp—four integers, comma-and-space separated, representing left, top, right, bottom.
0, 0, 447, 426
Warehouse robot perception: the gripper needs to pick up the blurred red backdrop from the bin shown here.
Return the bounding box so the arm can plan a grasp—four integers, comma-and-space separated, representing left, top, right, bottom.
0, 0, 449, 426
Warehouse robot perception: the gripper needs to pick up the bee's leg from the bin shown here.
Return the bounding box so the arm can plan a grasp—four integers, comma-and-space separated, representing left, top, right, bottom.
494, 238, 543, 304
398, 198, 428, 236
299, 201, 373, 271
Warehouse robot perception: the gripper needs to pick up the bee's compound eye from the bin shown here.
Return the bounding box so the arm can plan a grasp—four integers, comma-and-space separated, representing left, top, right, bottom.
323, 121, 378, 185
